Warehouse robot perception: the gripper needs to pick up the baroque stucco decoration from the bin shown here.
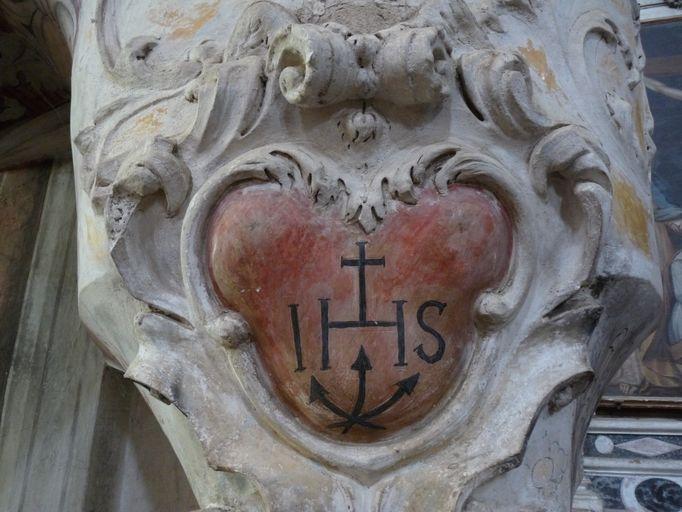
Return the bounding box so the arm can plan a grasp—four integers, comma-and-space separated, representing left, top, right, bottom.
71, 0, 661, 510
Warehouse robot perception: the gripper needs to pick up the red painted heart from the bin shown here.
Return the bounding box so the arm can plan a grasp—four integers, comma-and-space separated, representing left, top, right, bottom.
207, 183, 512, 442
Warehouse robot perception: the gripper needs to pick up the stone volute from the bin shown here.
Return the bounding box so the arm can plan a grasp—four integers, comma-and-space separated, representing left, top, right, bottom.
70, 0, 661, 510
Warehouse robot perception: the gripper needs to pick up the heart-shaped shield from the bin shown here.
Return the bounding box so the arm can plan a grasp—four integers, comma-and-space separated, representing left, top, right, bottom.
207, 183, 512, 442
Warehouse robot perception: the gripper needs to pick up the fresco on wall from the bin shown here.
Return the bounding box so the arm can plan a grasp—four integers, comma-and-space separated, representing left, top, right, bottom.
606, 20, 682, 399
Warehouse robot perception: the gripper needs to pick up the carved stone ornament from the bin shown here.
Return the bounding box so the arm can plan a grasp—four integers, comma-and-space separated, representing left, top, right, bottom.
72, 0, 661, 510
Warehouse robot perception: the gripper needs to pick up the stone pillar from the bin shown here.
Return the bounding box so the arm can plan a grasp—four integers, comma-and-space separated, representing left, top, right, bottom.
71, 1, 661, 510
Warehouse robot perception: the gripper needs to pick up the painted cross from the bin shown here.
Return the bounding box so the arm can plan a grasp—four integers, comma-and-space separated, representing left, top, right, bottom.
288, 241, 447, 433
208, 185, 513, 440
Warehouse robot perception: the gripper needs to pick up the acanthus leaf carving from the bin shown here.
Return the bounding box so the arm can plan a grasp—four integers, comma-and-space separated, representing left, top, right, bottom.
182, 55, 269, 163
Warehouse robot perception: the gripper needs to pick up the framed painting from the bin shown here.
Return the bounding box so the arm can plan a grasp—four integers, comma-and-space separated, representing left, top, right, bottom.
602, 13, 682, 410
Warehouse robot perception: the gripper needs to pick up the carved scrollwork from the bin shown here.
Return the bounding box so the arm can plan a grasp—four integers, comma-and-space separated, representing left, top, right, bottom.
85, 0, 614, 448
73, 1, 659, 510
530, 125, 612, 289
268, 22, 450, 107
80, 0, 554, 241
457, 49, 553, 137
569, 9, 655, 170
530, 125, 610, 197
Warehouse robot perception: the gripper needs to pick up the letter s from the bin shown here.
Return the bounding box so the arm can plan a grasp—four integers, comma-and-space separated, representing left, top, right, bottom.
415, 301, 447, 364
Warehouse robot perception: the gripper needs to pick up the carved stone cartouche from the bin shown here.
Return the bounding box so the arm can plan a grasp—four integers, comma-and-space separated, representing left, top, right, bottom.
72, 0, 661, 510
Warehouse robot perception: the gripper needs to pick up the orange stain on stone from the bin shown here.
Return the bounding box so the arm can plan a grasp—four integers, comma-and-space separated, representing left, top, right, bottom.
613, 178, 651, 256
84, 214, 107, 262
149, 1, 220, 40
633, 99, 647, 153
519, 39, 559, 91
207, 184, 512, 442
132, 106, 168, 135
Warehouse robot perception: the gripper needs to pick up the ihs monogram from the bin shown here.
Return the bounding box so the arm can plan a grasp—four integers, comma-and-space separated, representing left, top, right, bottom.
288, 241, 448, 433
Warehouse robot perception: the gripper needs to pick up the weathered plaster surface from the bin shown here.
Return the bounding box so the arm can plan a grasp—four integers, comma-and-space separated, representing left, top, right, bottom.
68, 0, 662, 510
